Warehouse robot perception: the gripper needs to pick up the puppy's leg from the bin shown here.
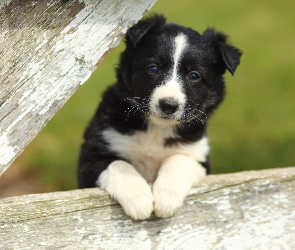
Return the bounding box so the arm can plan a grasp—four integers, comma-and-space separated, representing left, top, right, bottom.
97, 160, 153, 220
153, 154, 206, 218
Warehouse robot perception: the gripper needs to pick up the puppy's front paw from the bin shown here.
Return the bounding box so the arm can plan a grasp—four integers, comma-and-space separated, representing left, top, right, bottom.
119, 187, 154, 220
98, 160, 153, 220
153, 184, 184, 218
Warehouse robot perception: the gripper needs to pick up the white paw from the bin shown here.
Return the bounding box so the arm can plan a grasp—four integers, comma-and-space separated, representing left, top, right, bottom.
119, 186, 154, 220
98, 160, 154, 220
152, 154, 206, 218
153, 184, 184, 218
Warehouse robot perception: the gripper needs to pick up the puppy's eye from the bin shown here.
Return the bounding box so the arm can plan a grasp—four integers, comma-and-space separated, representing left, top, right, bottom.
188, 72, 200, 81
147, 65, 158, 74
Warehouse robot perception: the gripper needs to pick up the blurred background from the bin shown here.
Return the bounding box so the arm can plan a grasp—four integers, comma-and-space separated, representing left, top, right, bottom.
1, 0, 294, 197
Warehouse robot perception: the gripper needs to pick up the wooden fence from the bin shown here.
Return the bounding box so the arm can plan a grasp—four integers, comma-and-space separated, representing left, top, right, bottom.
1, 167, 294, 249
0, 1, 294, 249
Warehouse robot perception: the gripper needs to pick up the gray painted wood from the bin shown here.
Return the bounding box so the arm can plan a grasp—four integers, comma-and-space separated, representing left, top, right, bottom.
0, 0, 157, 176
1, 167, 294, 249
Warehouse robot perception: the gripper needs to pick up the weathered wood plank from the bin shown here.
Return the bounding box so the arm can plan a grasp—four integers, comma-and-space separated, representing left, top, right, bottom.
1, 167, 294, 249
0, 0, 157, 177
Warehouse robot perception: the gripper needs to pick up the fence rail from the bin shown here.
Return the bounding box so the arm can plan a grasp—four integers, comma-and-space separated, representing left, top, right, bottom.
1, 167, 294, 249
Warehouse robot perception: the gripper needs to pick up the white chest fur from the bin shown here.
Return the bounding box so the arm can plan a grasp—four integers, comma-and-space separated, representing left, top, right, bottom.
102, 123, 209, 183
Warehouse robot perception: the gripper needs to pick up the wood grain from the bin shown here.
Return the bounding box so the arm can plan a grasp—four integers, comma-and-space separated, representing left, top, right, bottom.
0, 0, 157, 176
1, 167, 294, 249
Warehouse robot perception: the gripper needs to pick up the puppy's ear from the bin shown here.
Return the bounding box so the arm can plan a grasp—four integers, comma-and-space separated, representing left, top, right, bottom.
203, 28, 242, 75
127, 14, 166, 47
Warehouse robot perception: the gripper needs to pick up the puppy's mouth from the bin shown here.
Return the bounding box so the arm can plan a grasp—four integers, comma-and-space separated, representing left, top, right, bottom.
149, 114, 181, 126
149, 101, 208, 127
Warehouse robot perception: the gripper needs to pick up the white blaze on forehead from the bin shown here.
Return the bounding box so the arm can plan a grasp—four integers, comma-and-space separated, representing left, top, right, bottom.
171, 34, 187, 81
149, 34, 188, 123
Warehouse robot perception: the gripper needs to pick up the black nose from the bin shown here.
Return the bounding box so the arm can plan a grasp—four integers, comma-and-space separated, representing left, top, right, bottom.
159, 98, 179, 114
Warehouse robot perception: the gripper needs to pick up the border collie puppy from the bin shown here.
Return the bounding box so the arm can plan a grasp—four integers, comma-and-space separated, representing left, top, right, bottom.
78, 15, 242, 220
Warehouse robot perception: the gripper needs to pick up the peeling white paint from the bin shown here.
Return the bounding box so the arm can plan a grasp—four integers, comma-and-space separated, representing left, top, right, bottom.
0, 131, 17, 168
34, 33, 49, 52
80, 71, 93, 86
108, 219, 152, 248
31, 1, 38, 7
73, 215, 84, 223
0, 224, 8, 229
155, 190, 295, 250
157, 222, 220, 250
232, 188, 241, 193
182, 224, 193, 230
23, 225, 29, 232
216, 195, 233, 214
273, 193, 289, 204
74, 227, 87, 234
199, 197, 218, 205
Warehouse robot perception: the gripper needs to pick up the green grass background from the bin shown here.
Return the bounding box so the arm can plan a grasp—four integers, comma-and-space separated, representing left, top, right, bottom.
13, 0, 295, 191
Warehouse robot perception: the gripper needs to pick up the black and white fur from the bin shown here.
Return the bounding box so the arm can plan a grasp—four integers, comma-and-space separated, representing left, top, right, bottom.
78, 15, 242, 220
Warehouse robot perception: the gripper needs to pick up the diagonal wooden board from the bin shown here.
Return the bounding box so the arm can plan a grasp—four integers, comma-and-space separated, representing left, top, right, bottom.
0, 167, 294, 249
0, 0, 158, 177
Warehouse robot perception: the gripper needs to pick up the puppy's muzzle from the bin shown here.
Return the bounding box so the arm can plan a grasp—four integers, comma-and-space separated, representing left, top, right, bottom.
159, 97, 179, 115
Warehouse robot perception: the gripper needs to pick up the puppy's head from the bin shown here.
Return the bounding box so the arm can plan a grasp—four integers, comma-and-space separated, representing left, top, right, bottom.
118, 15, 242, 126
